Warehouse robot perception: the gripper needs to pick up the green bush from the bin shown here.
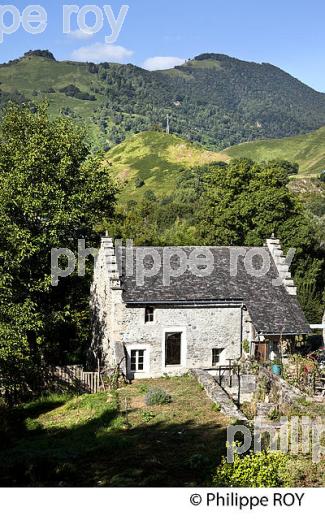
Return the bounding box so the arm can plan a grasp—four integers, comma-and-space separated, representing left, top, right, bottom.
141, 410, 156, 423
242, 339, 250, 354
145, 387, 172, 405
135, 177, 145, 188
211, 402, 221, 412
138, 383, 149, 395
213, 449, 290, 487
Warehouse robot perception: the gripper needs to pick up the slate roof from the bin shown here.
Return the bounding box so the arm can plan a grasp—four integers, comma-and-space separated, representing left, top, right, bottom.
114, 246, 310, 336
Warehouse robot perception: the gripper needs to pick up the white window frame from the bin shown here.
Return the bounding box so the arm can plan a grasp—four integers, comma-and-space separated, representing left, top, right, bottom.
126, 344, 150, 374
162, 326, 187, 369
130, 349, 145, 372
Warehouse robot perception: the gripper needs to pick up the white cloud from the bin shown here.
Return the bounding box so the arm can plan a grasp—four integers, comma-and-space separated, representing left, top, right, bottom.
71, 43, 134, 63
142, 56, 186, 71
68, 29, 94, 40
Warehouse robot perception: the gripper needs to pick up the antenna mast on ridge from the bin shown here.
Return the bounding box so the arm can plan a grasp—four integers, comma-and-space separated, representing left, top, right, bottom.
166, 114, 170, 135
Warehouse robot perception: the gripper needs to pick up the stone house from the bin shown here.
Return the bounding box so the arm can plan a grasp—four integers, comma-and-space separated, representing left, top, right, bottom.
91, 236, 310, 379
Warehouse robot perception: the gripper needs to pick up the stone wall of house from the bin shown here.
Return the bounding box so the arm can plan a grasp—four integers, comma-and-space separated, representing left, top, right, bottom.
91, 237, 257, 379
90, 236, 125, 368
121, 305, 242, 378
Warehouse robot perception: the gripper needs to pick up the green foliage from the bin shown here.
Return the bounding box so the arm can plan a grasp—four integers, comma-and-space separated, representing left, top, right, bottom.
297, 281, 324, 323
198, 158, 300, 244
0, 103, 117, 400
211, 402, 222, 412
144, 387, 172, 405
59, 84, 96, 101
305, 194, 325, 217
197, 159, 324, 318
138, 383, 149, 395
141, 410, 156, 423
267, 407, 281, 421
242, 339, 250, 354
135, 177, 145, 188
213, 449, 290, 487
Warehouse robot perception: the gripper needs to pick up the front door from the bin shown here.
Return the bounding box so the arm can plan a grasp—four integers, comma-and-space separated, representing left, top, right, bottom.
165, 332, 182, 365
255, 342, 268, 363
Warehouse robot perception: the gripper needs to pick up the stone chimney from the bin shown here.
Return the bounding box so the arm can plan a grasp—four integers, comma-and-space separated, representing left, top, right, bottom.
266, 235, 297, 296
101, 236, 122, 291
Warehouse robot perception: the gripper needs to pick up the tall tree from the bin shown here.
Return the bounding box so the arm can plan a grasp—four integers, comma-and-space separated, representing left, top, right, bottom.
0, 103, 117, 397
197, 159, 324, 319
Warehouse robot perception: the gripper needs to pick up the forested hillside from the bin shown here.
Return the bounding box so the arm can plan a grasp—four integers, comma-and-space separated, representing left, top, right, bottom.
1, 50, 325, 150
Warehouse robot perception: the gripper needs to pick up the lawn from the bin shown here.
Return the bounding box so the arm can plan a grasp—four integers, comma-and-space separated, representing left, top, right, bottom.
0, 375, 230, 487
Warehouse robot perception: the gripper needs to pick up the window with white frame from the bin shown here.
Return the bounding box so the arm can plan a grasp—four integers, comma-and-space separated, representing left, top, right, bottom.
130, 349, 145, 372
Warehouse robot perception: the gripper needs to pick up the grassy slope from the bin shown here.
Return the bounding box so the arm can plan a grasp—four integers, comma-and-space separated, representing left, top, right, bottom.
104, 131, 228, 203
0, 55, 106, 145
0, 376, 230, 487
225, 126, 325, 177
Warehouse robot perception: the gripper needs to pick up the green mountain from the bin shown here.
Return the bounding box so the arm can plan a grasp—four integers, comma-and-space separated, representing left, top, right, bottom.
104, 130, 228, 203
2, 50, 325, 150
225, 125, 325, 177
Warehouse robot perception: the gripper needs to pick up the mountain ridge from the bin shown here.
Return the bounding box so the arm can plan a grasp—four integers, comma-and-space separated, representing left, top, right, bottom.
1, 49, 325, 150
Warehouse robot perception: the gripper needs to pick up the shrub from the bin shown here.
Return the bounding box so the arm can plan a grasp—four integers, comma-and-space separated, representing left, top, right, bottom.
141, 410, 155, 423
59, 84, 80, 96
138, 383, 149, 395
211, 402, 221, 412
145, 387, 172, 405
144, 190, 157, 202
213, 449, 290, 487
75, 92, 96, 101
267, 407, 280, 421
242, 339, 250, 354
135, 177, 145, 188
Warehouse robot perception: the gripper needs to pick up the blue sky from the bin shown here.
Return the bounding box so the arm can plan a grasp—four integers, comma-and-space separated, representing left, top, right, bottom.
1, 0, 325, 91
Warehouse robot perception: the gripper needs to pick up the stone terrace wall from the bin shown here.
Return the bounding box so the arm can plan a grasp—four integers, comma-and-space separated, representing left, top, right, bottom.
191, 369, 247, 421
258, 367, 306, 404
